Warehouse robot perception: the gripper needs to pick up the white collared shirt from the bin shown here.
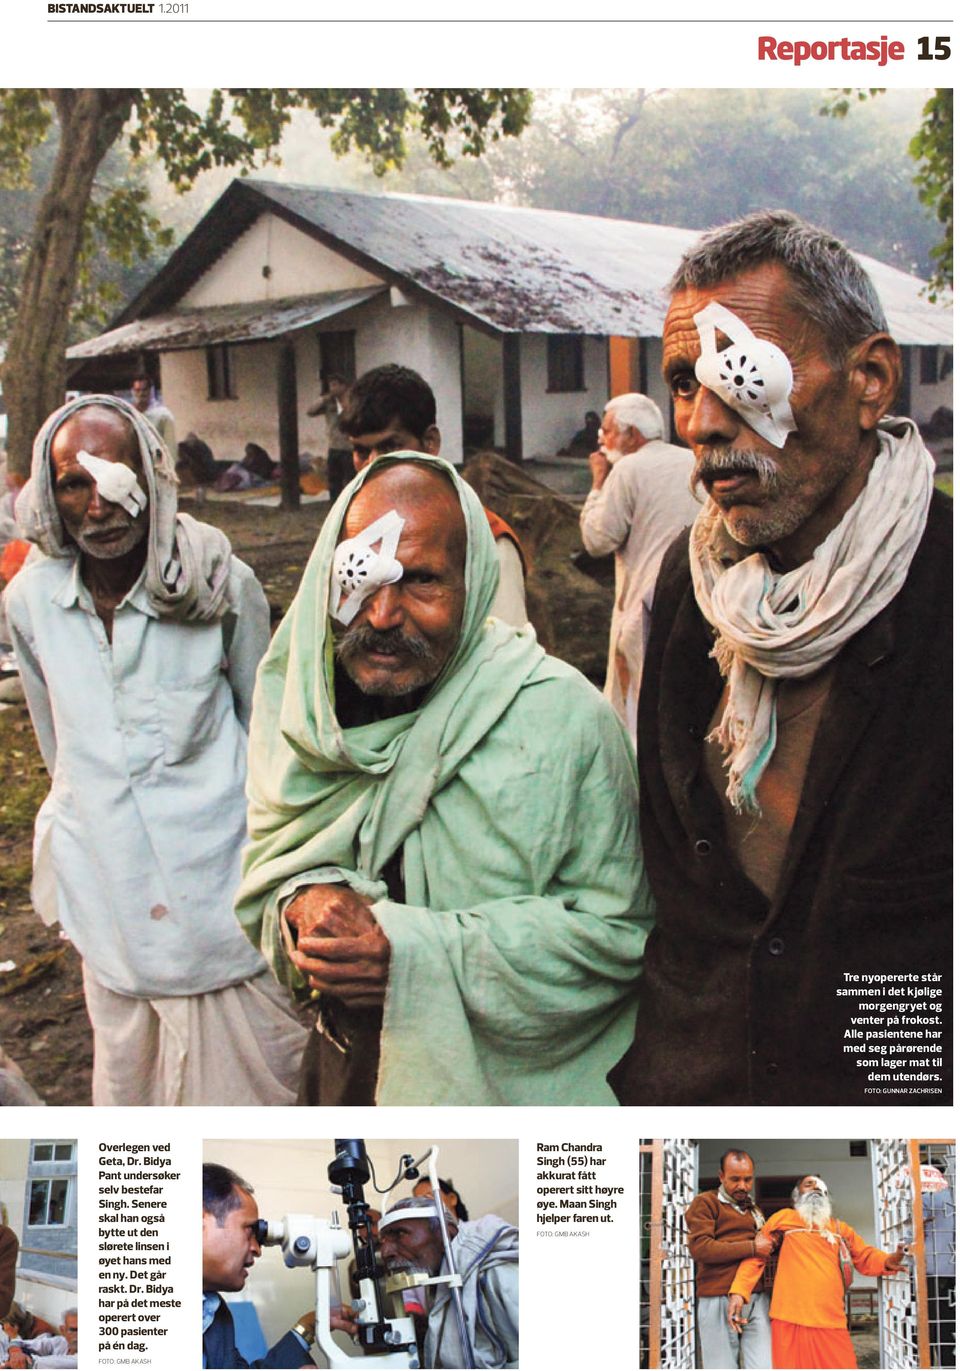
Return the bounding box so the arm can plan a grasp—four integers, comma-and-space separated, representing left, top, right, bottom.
5, 553, 269, 997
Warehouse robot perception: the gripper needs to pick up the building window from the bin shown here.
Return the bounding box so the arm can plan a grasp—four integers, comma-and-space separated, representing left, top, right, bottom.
29, 1178, 70, 1227
547, 335, 585, 392
206, 345, 236, 400
22, 1138, 78, 1284
919, 345, 952, 385
31, 1142, 74, 1163
317, 331, 356, 387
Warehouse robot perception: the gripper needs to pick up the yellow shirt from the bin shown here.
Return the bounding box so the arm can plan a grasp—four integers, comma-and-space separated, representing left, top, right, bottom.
730, 1209, 888, 1329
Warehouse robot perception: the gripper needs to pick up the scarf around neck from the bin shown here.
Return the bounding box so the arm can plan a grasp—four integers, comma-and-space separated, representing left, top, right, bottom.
17, 394, 232, 622
235, 451, 546, 988
689, 417, 934, 812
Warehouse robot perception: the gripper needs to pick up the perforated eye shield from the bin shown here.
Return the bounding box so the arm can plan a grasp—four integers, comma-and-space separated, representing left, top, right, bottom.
692, 302, 797, 448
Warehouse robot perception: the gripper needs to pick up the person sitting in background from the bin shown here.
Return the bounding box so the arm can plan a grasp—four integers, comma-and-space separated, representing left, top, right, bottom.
2, 1308, 56, 1345
561, 409, 602, 456
215, 443, 278, 492
1, 1305, 77, 1368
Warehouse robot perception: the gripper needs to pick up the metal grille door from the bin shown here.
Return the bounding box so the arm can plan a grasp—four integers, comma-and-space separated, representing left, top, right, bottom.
646, 1139, 698, 1368
872, 1138, 922, 1368
917, 1142, 956, 1369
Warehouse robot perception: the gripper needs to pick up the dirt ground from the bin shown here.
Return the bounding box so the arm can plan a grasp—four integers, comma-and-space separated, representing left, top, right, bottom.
0, 494, 329, 1106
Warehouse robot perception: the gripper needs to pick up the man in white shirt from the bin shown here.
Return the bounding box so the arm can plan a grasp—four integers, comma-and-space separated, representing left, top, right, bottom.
5, 395, 305, 1106
130, 372, 176, 458
579, 392, 700, 737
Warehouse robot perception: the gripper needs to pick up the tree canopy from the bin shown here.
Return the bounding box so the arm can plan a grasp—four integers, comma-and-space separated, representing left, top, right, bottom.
0, 87, 532, 476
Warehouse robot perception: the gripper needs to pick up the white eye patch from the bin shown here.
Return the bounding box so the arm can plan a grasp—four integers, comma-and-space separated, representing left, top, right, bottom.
331, 510, 405, 625
76, 450, 147, 517
693, 302, 797, 448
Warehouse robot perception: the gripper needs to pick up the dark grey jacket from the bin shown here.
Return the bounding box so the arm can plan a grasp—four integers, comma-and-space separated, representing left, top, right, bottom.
611, 490, 952, 1105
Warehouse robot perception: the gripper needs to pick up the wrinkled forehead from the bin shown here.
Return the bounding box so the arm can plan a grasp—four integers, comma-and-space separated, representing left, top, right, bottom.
662, 264, 814, 360
341, 463, 465, 550
49, 405, 140, 469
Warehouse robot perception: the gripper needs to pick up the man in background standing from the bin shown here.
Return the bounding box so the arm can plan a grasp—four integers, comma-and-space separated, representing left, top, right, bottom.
308, 373, 352, 504
579, 392, 698, 738
341, 363, 527, 627
130, 371, 176, 457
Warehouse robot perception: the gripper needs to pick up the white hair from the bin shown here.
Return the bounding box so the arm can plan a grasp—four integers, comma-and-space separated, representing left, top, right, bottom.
604, 393, 664, 441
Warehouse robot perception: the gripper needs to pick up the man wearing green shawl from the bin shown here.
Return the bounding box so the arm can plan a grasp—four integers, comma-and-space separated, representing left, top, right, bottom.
236, 453, 651, 1106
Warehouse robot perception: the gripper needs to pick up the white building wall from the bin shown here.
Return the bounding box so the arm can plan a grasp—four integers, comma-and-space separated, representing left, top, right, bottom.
0, 1140, 76, 1327
518, 335, 609, 459
642, 338, 674, 441
353, 295, 463, 461
462, 326, 504, 448
159, 294, 464, 464
181, 214, 381, 307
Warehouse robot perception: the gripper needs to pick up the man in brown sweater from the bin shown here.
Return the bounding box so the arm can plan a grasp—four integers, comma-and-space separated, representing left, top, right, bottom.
0, 1221, 19, 1322
685, 1150, 772, 1368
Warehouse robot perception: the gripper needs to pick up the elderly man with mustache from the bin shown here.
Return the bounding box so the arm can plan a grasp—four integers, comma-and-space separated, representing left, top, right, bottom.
609, 210, 951, 1108
236, 451, 651, 1106
728, 1175, 907, 1369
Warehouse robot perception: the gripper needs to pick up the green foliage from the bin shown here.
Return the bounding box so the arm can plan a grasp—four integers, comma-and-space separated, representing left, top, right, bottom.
909, 90, 952, 294
0, 126, 171, 340
0, 90, 52, 188
819, 88, 885, 119
0, 87, 532, 337
820, 86, 951, 294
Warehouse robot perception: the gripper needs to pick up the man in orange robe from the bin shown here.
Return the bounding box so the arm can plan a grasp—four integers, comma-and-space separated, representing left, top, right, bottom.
728, 1174, 908, 1369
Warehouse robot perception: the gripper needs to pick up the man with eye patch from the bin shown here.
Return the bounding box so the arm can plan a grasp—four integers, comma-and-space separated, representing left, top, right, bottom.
340, 364, 528, 628
4, 395, 306, 1106
237, 450, 653, 1106
609, 210, 951, 1107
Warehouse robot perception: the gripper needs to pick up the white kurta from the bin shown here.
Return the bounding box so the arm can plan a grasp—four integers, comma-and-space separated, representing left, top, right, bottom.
580, 439, 701, 737
4, 553, 270, 997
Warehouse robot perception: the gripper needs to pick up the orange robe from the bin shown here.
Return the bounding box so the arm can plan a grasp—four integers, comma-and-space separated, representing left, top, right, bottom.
730, 1209, 889, 1369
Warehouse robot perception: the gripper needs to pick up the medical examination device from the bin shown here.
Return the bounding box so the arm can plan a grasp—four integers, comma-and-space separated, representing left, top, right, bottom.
255, 1139, 474, 1368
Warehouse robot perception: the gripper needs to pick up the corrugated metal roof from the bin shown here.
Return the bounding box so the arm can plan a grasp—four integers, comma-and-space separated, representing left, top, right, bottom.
243, 182, 952, 345
67, 287, 385, 360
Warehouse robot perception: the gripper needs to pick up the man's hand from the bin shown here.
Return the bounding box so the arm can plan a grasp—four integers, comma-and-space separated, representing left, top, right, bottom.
589, 449, 612, 490
884, 1243, 909, 1273
727, 1294, 746, 1334
754, 1231, 773, 1257
284, 884, 390, 1006
6, 1348, 31, 1368
330, 1305, 359, 1338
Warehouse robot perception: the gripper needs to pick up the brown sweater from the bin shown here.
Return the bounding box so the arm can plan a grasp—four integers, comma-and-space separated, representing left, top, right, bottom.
685, 1191, 760, 1296
0, 1224, 18, 1320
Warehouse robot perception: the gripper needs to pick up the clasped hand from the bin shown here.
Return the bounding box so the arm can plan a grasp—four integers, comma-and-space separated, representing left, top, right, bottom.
284, 884, 391, 1007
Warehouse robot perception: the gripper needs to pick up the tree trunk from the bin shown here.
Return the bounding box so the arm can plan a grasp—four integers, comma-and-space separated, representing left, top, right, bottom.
2, 89, 133, 477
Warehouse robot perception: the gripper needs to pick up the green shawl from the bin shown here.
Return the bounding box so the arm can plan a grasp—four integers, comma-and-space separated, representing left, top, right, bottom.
236, 453, 651, 1104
